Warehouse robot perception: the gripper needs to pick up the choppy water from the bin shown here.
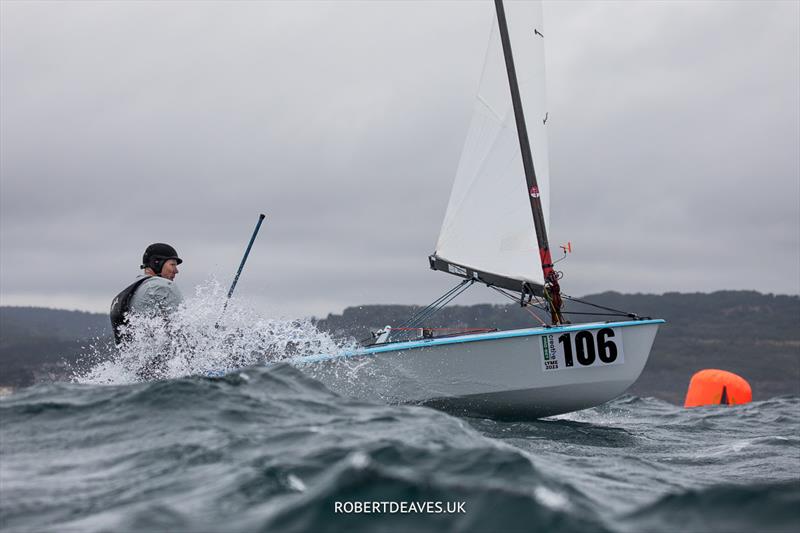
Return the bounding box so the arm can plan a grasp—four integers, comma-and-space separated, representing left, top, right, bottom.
2, 284, 799, 532
2, 365, 798, 533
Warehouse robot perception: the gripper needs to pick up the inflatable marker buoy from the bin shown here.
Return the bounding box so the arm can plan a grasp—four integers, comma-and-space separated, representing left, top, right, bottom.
684, 369, 752, 408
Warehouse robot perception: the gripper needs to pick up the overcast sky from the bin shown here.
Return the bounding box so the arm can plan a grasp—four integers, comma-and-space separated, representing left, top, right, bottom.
1, 0, 798, 318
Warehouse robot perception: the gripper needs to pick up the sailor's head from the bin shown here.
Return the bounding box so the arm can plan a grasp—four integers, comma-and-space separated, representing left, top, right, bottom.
141, 243, 182, 281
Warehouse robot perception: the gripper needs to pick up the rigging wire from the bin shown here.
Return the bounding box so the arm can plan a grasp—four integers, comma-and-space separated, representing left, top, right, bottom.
360, 280, 647, 346
490, 286, 548, 326
398, 280, 468, 328
492, 285, 547, 310
561, 311, 633, 317
360, 279, 475, 345
493, 285, 642, 321
561, 294, 646, 319
403, 280, 474, 330
399, 279, 470, 327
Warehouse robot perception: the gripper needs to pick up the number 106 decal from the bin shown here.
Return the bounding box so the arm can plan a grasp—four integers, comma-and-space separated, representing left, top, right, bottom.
540, 328, 625, 372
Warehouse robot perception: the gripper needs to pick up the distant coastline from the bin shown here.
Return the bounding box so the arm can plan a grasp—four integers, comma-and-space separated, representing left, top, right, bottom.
1, 290, 798, 403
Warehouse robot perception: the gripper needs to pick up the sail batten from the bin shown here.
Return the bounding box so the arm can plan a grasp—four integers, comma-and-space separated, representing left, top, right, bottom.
433, 0, 550, 291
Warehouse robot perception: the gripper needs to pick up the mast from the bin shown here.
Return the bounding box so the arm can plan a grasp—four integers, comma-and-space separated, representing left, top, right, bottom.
493, 0, 564, 324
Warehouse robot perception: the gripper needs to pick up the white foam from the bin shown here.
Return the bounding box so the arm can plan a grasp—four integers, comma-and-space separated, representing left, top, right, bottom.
74, 278, 356, 385
287, 474, 307, 492
533, 486, 570, 510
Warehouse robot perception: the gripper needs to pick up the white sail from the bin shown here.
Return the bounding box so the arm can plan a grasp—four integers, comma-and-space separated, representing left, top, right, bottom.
434, 0, 550, 288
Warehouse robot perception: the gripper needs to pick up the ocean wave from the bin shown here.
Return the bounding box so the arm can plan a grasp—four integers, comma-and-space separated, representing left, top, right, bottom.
2, 363, 799, 532
3, 365, 598, 532
622, 480, 800, 533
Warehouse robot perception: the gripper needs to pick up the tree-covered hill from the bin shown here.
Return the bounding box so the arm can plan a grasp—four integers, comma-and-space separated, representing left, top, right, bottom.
1, 291, 797, 403
0, 307, 112, 386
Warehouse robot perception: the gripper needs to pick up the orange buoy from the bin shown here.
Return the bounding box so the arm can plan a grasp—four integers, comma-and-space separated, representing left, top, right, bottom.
684, 369, 752, 408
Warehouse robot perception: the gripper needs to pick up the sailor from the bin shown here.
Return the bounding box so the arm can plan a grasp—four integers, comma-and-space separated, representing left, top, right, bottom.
110, 243, 184, 378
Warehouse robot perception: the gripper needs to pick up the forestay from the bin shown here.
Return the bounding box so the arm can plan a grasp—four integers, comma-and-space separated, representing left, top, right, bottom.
433, 1, 550, 291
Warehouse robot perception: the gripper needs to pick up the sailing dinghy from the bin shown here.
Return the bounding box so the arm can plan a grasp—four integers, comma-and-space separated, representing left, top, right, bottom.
291, 0, 663, 418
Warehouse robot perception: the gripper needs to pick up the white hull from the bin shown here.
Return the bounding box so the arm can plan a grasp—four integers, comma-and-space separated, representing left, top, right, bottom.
291, 320, 663, 418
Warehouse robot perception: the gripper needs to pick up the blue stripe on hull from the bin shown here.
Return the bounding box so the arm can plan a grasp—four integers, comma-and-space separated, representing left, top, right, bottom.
292, 319, 665, 365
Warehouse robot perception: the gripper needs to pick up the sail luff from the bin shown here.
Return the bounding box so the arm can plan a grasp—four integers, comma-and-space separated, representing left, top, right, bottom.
492, 0, 554, 285
493, 0, 564, 323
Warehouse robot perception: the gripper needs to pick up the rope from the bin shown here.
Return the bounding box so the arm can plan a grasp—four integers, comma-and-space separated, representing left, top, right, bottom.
490, 286, 548, 326
390, 327, 488, 331
561, 311, 632, 317
402, 279, 472, 326
491, 286, 548, 310
360, 282, 646, 345
360, 279, 475, 344
403, 280, 474, 330
562, 294, 647, 319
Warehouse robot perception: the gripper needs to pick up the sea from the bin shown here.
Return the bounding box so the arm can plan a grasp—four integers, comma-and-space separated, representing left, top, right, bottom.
2, 283, 799, 533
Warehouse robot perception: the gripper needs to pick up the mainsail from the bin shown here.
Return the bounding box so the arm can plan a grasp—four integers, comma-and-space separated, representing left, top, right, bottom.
431, 0, 550, 294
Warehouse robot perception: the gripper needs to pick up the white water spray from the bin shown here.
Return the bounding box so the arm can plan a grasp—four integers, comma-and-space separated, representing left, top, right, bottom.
75, 279, 356, 385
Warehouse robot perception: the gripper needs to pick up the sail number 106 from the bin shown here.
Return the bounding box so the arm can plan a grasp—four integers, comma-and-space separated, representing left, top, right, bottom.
558, 328, 618, 367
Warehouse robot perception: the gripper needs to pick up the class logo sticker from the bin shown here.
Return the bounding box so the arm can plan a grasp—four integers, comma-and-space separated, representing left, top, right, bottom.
541, 335, 559, 370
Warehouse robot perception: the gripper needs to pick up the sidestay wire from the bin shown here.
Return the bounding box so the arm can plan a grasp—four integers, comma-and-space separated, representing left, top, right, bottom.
363, 281, 647, 345
360, 279, 475, 345
401, 279, 475, 330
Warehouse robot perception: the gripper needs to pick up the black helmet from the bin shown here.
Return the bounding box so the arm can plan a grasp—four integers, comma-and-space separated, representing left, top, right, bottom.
141, 243, 182, 274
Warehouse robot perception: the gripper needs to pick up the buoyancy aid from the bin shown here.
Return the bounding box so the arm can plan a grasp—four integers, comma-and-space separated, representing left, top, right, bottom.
109, 277, 153, 344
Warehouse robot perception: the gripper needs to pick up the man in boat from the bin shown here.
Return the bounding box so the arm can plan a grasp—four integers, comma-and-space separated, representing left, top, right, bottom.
110, 243, 184, 379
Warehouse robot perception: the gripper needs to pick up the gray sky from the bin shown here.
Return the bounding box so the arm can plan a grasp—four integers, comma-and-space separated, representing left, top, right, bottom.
2, 0, 798, 318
